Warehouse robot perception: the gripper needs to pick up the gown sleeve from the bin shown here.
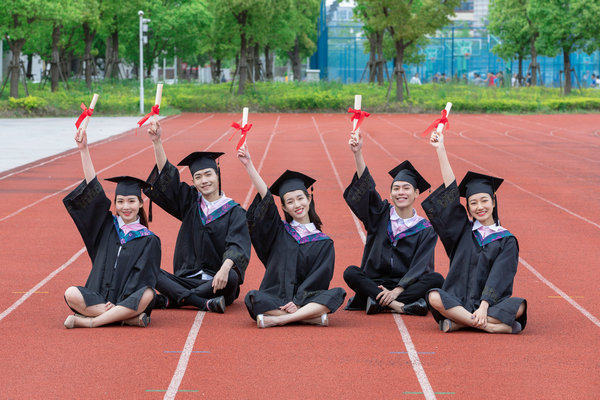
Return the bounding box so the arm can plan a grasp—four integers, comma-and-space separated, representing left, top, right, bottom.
145, 160, 197, 221
222, 206, 251, 283
481, 236, 519, 306
397, 227, 438, 288
421, 180, 469, 259
124, 235, 161, 295
62, 177, 112, 262
292, 240, 335, 305
343, 167, 389, 233
246, 191, 282, 266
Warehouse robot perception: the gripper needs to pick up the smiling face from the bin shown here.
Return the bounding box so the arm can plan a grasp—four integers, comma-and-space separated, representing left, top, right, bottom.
390, 181, 419, 211
115, 195, 142, 224
282, 189, 311, 224
193, 167, 219, 200
467, 193, 495, 225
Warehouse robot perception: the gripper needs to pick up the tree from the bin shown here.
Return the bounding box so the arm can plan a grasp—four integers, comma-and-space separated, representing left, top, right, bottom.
355, 0, 387, 84
365, 0, 460, 102
530, 0, 600, 94
488, 0, 537, 86
284, 0, 320, 82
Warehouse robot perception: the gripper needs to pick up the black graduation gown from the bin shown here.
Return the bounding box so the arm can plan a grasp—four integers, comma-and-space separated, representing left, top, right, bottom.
145, 161, 251, 283
421, 181, 527, 328
343, 167, 439, 308
63, 177, 161, 312
244, 192, 346, 320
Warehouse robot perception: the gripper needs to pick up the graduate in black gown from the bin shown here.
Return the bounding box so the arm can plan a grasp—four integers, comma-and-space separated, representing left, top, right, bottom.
63, 128, 160, 329
343, 130, 443, 315
144, 120, 251, 313
423, 129, 527, 334
237, 143, 346, 328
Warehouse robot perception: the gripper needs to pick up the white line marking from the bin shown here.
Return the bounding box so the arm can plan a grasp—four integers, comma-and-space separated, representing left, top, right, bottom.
311, 116, 434, 399
519, 257, 600, 329
164, 117, 279, 399
0, 247, 86, 322
164, 312, 206, 400
0, 115, 214, 223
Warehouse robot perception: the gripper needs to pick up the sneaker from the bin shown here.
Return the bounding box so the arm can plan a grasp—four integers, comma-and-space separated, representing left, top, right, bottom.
206, 296, 226, 313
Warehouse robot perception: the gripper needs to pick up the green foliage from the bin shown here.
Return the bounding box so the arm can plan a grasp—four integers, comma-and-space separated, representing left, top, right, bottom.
2, 81, 600, 116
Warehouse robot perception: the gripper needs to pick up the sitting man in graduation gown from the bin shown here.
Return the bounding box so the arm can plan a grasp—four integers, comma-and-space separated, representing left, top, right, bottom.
144, 121, 251, 313
343, 131, 444, 315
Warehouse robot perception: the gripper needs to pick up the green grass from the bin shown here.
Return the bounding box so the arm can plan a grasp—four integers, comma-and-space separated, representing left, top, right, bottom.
1, 79, 599, 117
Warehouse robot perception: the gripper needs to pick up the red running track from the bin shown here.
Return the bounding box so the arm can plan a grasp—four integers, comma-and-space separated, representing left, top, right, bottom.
0, 112, 599, 399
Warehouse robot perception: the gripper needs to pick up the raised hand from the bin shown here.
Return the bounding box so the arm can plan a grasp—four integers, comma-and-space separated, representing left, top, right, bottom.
75, 128, 88, 149
147, 120, 162, 142
237, 143, 252, 167
348, 129, 363, 153
430, 130, 444, 148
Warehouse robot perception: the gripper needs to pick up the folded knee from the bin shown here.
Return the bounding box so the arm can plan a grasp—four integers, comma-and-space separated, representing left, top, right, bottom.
343, 265, 360, 284
64, 286, 80, 303
427, 291, 443, 309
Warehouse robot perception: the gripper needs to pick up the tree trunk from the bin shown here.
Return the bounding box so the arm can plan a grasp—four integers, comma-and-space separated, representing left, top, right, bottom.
367, 33, 376, 83
288, 37, 301, 82
395, 42, 406, 102
26, 54, 33, 79
82, 23, 96, 90
529, 34, 538, 86
51, 25, 61, 92
8, 38, 26, 98
246, 43, 254, 82
104, 30, 119, 79
376, 32, 384, 85
254, 44, 261, 82
563, 48, 572, 95
210, 56, 222, 83
264, 45, 273, 81
238, 32, 248, 94
517, 54, 523, 86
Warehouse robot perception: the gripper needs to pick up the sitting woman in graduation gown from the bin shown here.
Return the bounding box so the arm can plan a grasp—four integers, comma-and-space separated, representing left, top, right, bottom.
237, 143, 346, 328
63, 128, 161, 329
144, 120, 250, 313
423, 130, 527, 334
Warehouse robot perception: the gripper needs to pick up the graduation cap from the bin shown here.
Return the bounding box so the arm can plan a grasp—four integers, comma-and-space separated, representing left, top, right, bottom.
178, 151, 224, 176
388, 160, 430, 193
458, 171, 504, 199
105, 176, 151, 197
269, 170, 316, 198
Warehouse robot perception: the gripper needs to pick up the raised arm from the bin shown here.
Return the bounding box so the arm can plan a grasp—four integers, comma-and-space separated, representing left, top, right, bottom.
237, 143, 268, 198
147, 120, 167, 172
430, 131, 455, 187
349, 130, 366, 178
75, 128, 96, 183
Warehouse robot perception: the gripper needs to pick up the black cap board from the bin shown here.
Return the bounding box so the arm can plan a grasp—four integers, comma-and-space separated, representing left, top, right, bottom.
269, 170, 316, 198
458, 171, 504, 199
105, 176, 151, 197
178, 151, 224, 176
388, 160, 430, 193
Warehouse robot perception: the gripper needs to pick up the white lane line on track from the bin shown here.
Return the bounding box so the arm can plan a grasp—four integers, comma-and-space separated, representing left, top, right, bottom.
0, 247, 86, 322
311, 117, 436, 400
164, 116, 278, 400
369, 121, 600, 328
0, 115, 215, 323
0, 115, 213, 223
376, 116, 600, 231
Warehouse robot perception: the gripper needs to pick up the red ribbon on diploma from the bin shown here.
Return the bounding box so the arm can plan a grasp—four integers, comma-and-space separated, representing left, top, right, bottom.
137, 104, 161, 127
75, 103, 94, 129
421, 109, 449, 136
229, 122, 252, 151
348, 108, 370, 131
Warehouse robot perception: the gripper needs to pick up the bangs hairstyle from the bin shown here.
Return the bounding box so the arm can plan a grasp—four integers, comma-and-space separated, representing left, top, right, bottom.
465, 193, 499, 225
114, 195, 149, 227
193, 166, 222, 195
280, 189, 323, 231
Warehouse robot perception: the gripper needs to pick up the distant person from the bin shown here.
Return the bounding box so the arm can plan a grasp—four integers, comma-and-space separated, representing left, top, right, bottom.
432, 73, 440, 83
409, 73, 422, 85
495, 71, 504, 87
424, 130, 527, 334
511, 73, 519, 87
63, 128, 160, 329
486, 72, 496, 87
526, 72, 532, 87
591, 74, 597, 88
461, 73, 468, 84
473, 73, 484, 86
440, 73, 447, 83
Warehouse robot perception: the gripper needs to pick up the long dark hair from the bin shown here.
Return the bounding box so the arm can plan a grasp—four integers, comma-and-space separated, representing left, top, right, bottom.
114, 195, 149, 227
465, 193, 499, 225
281, 189, 323, 231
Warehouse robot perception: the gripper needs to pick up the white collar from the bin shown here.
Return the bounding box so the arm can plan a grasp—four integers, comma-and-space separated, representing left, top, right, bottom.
472, 220, 503, 232
291, 219, 317, 230
390, 208, 419, 224
117, 215, 140, 228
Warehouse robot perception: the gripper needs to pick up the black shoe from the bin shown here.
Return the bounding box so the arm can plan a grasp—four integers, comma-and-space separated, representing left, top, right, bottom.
366, 297, 382, 315
402, 298, 428, 316
206, 296, 226, 313
153, 294, 169, 309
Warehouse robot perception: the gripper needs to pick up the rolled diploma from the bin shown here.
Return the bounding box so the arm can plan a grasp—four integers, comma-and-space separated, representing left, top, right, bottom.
352, 95, 361, 140
153, 84, 163, 122
436, 102, 452, 133
77, 93, 99, 140
242, 107, 248, 126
